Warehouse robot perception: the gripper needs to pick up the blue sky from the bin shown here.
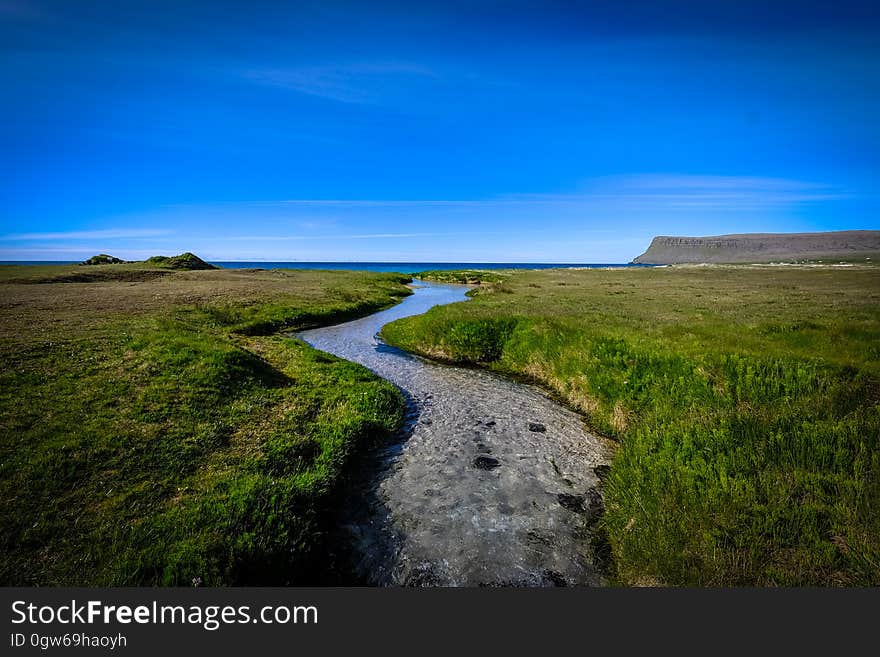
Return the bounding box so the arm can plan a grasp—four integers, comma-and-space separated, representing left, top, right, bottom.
1, 0, 878, 262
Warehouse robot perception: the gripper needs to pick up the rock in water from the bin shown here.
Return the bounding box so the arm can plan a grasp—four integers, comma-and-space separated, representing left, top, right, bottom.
473, 455, 501, 470
542, 570, 568, 587
593, 464, 611, 481
557, 493, 587, 513
585, 488, 604, 517
557, 489, 605, 520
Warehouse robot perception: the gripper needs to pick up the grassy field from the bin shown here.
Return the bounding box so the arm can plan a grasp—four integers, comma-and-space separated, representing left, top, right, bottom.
384, 265, 880, 585
0, 262, 412, 585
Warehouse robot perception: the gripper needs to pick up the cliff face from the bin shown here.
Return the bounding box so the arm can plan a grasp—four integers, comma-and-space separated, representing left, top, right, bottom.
632, 230, 880, 264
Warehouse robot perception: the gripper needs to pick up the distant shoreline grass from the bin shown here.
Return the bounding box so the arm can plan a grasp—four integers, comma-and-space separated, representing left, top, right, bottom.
0, 262, 412, 585
382, 265, 880, 586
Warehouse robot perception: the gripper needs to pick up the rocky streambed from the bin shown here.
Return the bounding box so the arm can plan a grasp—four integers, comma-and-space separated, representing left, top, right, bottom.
299, 281, 612, 586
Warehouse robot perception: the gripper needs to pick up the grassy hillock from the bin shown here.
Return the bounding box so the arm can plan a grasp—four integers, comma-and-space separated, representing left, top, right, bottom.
10, 252, 217, 284
0, 264, 411, 585
81, 254, 125, 265
382, 265, 880, 586
145, 252, 218, 270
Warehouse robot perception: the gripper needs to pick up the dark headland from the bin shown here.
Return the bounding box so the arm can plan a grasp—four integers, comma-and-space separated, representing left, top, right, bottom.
632, 229, 880, 264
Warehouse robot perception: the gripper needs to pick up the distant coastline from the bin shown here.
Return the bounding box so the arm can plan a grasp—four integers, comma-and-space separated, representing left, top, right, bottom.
1, 261, 655, 273
632, 230, 880, 264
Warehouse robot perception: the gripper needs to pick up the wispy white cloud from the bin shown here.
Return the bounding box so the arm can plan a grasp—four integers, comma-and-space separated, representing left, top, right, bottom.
1, 228, 174, 241
3, 174, 849, 262
0, 246, 169, 259
244, 61, 435, 103
223, 231, 505, 241
572, 174, 851, 207
238, 176, 850, 209
261, 199, 497, 207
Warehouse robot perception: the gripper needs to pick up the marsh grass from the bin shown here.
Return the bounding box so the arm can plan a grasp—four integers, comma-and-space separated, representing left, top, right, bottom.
413, 269, 510, 285
0, 264, 411, 585
383, 265, 880, 585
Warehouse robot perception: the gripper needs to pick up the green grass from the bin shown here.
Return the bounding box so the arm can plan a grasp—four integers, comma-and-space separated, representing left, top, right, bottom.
0, 264, 412, 585
382, 265, 880, 586
413, 269, 510, 285
81, 254, 125, 265
144, 252, 217, 270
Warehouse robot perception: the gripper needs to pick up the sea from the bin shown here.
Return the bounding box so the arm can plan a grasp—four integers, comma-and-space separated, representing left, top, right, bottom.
2, 261, 650, 272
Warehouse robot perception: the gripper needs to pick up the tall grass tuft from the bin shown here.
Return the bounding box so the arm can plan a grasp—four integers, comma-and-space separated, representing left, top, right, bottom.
383, 266, 880, 585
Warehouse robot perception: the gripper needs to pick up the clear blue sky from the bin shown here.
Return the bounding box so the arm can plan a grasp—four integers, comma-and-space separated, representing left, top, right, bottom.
1, 0, 878, 262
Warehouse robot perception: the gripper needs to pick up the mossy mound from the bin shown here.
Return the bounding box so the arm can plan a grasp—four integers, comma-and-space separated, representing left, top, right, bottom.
0, 267, 412, 584
146, 252, 218, 270
81, 254, 125, 265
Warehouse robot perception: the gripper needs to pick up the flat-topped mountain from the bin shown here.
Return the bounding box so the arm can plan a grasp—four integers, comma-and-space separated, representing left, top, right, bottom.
632, 230, 880, 264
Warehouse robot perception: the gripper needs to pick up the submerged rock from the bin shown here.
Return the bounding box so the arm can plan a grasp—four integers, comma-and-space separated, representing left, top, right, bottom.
585, 487, 604, 516
557, 489, 605, 519
593, 464, 611, 481
557, 493, 587, 513
543, 570, 568, 587
405, 562, 441, 586
473, 455, 501, 470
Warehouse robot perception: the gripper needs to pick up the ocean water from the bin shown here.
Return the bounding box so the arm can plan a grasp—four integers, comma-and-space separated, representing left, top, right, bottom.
212, 262, 648, 272
1, 261, 651, 272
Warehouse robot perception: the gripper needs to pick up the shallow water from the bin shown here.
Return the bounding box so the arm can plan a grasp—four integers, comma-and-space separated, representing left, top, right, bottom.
298, 281, 611, 586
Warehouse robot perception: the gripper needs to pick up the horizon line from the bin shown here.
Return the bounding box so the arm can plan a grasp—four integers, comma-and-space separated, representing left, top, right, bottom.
0, 259, 638, 265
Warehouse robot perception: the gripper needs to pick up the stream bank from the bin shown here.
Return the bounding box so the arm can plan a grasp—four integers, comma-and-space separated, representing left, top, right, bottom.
299, 281, 611, 586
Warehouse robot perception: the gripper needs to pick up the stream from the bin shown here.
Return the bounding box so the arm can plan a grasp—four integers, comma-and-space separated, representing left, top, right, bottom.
298, 281, 612, 586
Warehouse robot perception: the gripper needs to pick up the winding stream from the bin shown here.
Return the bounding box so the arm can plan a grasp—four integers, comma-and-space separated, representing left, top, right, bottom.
299, 281, 612, 586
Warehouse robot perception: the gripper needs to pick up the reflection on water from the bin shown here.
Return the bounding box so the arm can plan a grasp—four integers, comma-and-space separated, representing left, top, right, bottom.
299, 281, 611, 586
